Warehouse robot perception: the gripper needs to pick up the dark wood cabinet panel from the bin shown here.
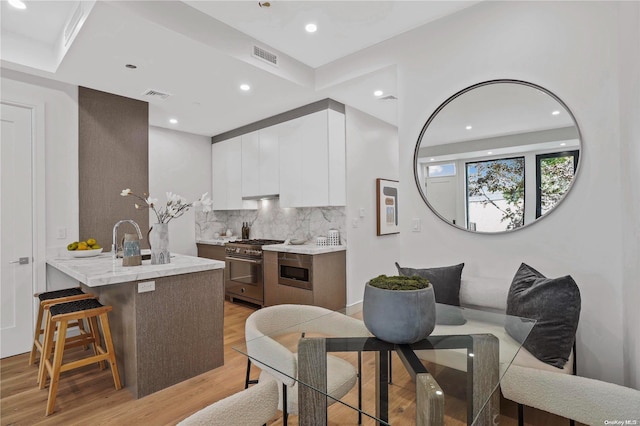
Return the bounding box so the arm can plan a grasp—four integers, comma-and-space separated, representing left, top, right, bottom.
196, 244, 226, 262
263, 250, 346, 310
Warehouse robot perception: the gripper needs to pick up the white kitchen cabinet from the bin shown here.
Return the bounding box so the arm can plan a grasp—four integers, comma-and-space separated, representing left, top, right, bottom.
241, 131, 260, 198
212, 137, 257, 210
241, 126, 280, 198
279, 110, 345, 208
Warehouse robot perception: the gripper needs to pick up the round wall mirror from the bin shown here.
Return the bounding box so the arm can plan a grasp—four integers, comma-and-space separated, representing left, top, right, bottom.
414, 80, 582, 233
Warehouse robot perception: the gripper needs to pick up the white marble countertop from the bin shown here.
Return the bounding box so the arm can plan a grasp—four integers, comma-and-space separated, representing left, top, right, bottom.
47, 252, 225, 287
262, 243, 346, 255
196, 237, 237, 246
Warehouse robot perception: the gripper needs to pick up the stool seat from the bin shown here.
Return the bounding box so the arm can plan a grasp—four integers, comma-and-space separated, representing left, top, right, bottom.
49, 298, 104, 316
37, 287, 85, 301
39, 297, 121, 416
29, 288, 94, 367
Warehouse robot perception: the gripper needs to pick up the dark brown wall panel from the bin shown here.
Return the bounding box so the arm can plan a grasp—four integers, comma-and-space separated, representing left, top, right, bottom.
79, 87, 149, 250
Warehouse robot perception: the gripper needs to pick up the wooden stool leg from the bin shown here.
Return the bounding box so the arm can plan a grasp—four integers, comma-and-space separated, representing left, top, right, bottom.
99, 313, 121, 390
77, 318, 89, 350
38, 310, 55, 388
88, 316, 106, 370
45, 320, 68, 416
29, 303, 45, 365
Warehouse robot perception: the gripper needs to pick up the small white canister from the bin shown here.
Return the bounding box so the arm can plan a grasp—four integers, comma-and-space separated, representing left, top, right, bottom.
316, 236, 328, 246
327, 229, 340, 246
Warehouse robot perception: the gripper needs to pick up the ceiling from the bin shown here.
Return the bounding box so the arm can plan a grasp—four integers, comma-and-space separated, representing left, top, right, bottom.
1, 1, 478, 136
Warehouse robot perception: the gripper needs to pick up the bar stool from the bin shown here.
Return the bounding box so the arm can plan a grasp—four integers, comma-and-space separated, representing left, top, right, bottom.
39, 298, 121, 416
29, 287, 94, 367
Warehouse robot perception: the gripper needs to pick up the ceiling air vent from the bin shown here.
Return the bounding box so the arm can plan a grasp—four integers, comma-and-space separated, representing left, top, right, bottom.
142, 89, 171, 100
379, 95, 398, 101
252, 45, 279, 66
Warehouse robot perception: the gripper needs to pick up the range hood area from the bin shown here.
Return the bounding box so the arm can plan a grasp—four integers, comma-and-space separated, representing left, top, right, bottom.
242, 194, 279, 201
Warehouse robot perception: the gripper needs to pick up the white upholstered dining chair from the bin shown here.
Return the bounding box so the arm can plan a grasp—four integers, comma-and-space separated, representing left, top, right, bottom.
244, 304, 370, 425
177, 376, 279, 426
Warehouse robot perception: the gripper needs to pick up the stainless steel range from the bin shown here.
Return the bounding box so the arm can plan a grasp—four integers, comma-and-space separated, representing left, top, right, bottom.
225, 239, 284, 306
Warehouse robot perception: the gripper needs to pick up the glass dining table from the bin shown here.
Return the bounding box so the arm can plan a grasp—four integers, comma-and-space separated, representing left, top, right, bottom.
234, 303, 535, 426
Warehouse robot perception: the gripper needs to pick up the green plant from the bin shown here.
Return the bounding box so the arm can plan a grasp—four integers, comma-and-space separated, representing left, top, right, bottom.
369, 275, 430, 290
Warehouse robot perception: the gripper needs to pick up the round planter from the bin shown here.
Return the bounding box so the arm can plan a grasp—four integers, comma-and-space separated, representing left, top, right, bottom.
362, 281, 436, 344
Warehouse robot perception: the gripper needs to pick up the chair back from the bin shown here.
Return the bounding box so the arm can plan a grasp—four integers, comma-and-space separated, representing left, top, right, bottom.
178, 377, 278, 426
245, 304, 369, 385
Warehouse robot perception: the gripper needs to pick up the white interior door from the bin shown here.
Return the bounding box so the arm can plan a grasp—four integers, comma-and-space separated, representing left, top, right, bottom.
1, 103, 34, 358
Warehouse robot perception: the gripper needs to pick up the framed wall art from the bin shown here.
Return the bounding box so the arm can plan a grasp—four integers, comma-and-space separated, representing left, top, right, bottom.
376, 178, 399, 236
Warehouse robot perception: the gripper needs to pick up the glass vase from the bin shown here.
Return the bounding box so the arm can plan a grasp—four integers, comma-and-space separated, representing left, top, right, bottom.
149, 223, 170, 265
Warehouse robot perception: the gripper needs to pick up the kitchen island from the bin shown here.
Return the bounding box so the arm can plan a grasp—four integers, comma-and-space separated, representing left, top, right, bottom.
46, 253, 225, 398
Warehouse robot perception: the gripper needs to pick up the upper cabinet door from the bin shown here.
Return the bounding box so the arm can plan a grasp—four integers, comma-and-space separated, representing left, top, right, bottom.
212, 137, 257, 210
259, 125, 280, 196
279, 110, 340, 208
241, 131, 260, 198
279, 116, 304, 208
211, 139, 230, 210
327, 109, 346, 206
301, 111, 329, 207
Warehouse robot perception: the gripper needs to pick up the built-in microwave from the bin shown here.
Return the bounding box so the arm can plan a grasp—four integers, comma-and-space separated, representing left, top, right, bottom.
278, 253, 313, 290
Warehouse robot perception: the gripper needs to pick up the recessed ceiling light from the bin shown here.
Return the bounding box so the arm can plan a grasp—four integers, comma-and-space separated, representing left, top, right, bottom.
169, 118, 178, 124
487, 151, 493, 155
125, 64, 137, 69
240, 84, 251, 91
466, 125, 473, 130
560, 142, 567, 146
552, 110, 561, 115
374, 90, 384, 97
305, 23, 318, 33
429, 158, 436, 162
8, 0, 26, 9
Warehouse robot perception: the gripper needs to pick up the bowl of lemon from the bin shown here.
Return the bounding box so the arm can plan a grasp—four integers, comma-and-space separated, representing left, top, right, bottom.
67, 238, 103, 258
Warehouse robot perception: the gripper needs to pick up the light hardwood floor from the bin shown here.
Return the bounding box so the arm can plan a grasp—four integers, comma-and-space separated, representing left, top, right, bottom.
1, 301, 575, 425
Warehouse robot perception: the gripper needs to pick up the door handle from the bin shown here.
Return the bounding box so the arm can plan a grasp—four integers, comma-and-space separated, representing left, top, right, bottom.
9, 257, 30, 265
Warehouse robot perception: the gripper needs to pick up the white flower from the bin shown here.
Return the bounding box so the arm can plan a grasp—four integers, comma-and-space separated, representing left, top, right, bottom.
121, 189, 210, 224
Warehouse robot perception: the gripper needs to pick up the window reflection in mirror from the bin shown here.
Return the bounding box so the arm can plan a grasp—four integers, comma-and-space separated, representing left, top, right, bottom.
414, 80, 582, 233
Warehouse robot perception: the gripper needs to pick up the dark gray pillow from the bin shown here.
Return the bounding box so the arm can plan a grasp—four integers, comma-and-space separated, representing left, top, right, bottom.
505, 263, 581, 369
395, 262, 466, 325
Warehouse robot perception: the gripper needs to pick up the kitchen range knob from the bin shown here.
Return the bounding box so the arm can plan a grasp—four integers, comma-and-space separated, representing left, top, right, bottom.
235, 248, 241, 254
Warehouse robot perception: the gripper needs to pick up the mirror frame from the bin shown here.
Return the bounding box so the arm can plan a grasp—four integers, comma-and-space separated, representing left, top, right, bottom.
413, 79, 583, 234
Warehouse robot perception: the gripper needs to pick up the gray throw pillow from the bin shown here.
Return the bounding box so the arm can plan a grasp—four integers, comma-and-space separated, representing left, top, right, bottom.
505, 263, 581, 369
395, 262, 466, 325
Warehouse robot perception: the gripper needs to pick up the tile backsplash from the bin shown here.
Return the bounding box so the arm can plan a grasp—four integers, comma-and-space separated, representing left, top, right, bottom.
195, 199, 346, 244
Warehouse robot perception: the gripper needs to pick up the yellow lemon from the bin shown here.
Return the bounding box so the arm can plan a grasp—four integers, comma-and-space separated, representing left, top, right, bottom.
67, 242, 78, 251
91, 244, 101, 250
87, 238, 97, 246
77, 242, 88, 250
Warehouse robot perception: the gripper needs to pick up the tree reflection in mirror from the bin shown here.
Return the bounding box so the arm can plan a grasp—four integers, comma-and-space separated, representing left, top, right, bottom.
466, 157, 525, 232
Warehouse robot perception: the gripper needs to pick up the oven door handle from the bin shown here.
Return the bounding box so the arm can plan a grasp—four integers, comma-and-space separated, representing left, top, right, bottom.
226, 257, 262, 265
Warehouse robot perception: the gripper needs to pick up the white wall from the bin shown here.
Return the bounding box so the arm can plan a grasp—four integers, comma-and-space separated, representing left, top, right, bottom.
345, 106, 400, 305
320, 1, 634, 386
397, 1, 626, 386
149, 126, 211, 256
1, 71, 78, 291
618, 2, 640, 389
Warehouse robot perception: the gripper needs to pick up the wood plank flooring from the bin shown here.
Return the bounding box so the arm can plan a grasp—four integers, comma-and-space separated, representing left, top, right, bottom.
2, 301, 575, 425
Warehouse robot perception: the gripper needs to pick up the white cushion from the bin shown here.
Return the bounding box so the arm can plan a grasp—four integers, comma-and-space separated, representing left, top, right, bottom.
416, 319, 574, 376
501, 365, 640, 424
459, 276, 509, 311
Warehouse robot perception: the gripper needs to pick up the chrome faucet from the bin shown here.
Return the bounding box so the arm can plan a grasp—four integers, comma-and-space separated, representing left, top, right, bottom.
112, 220, 143, 259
